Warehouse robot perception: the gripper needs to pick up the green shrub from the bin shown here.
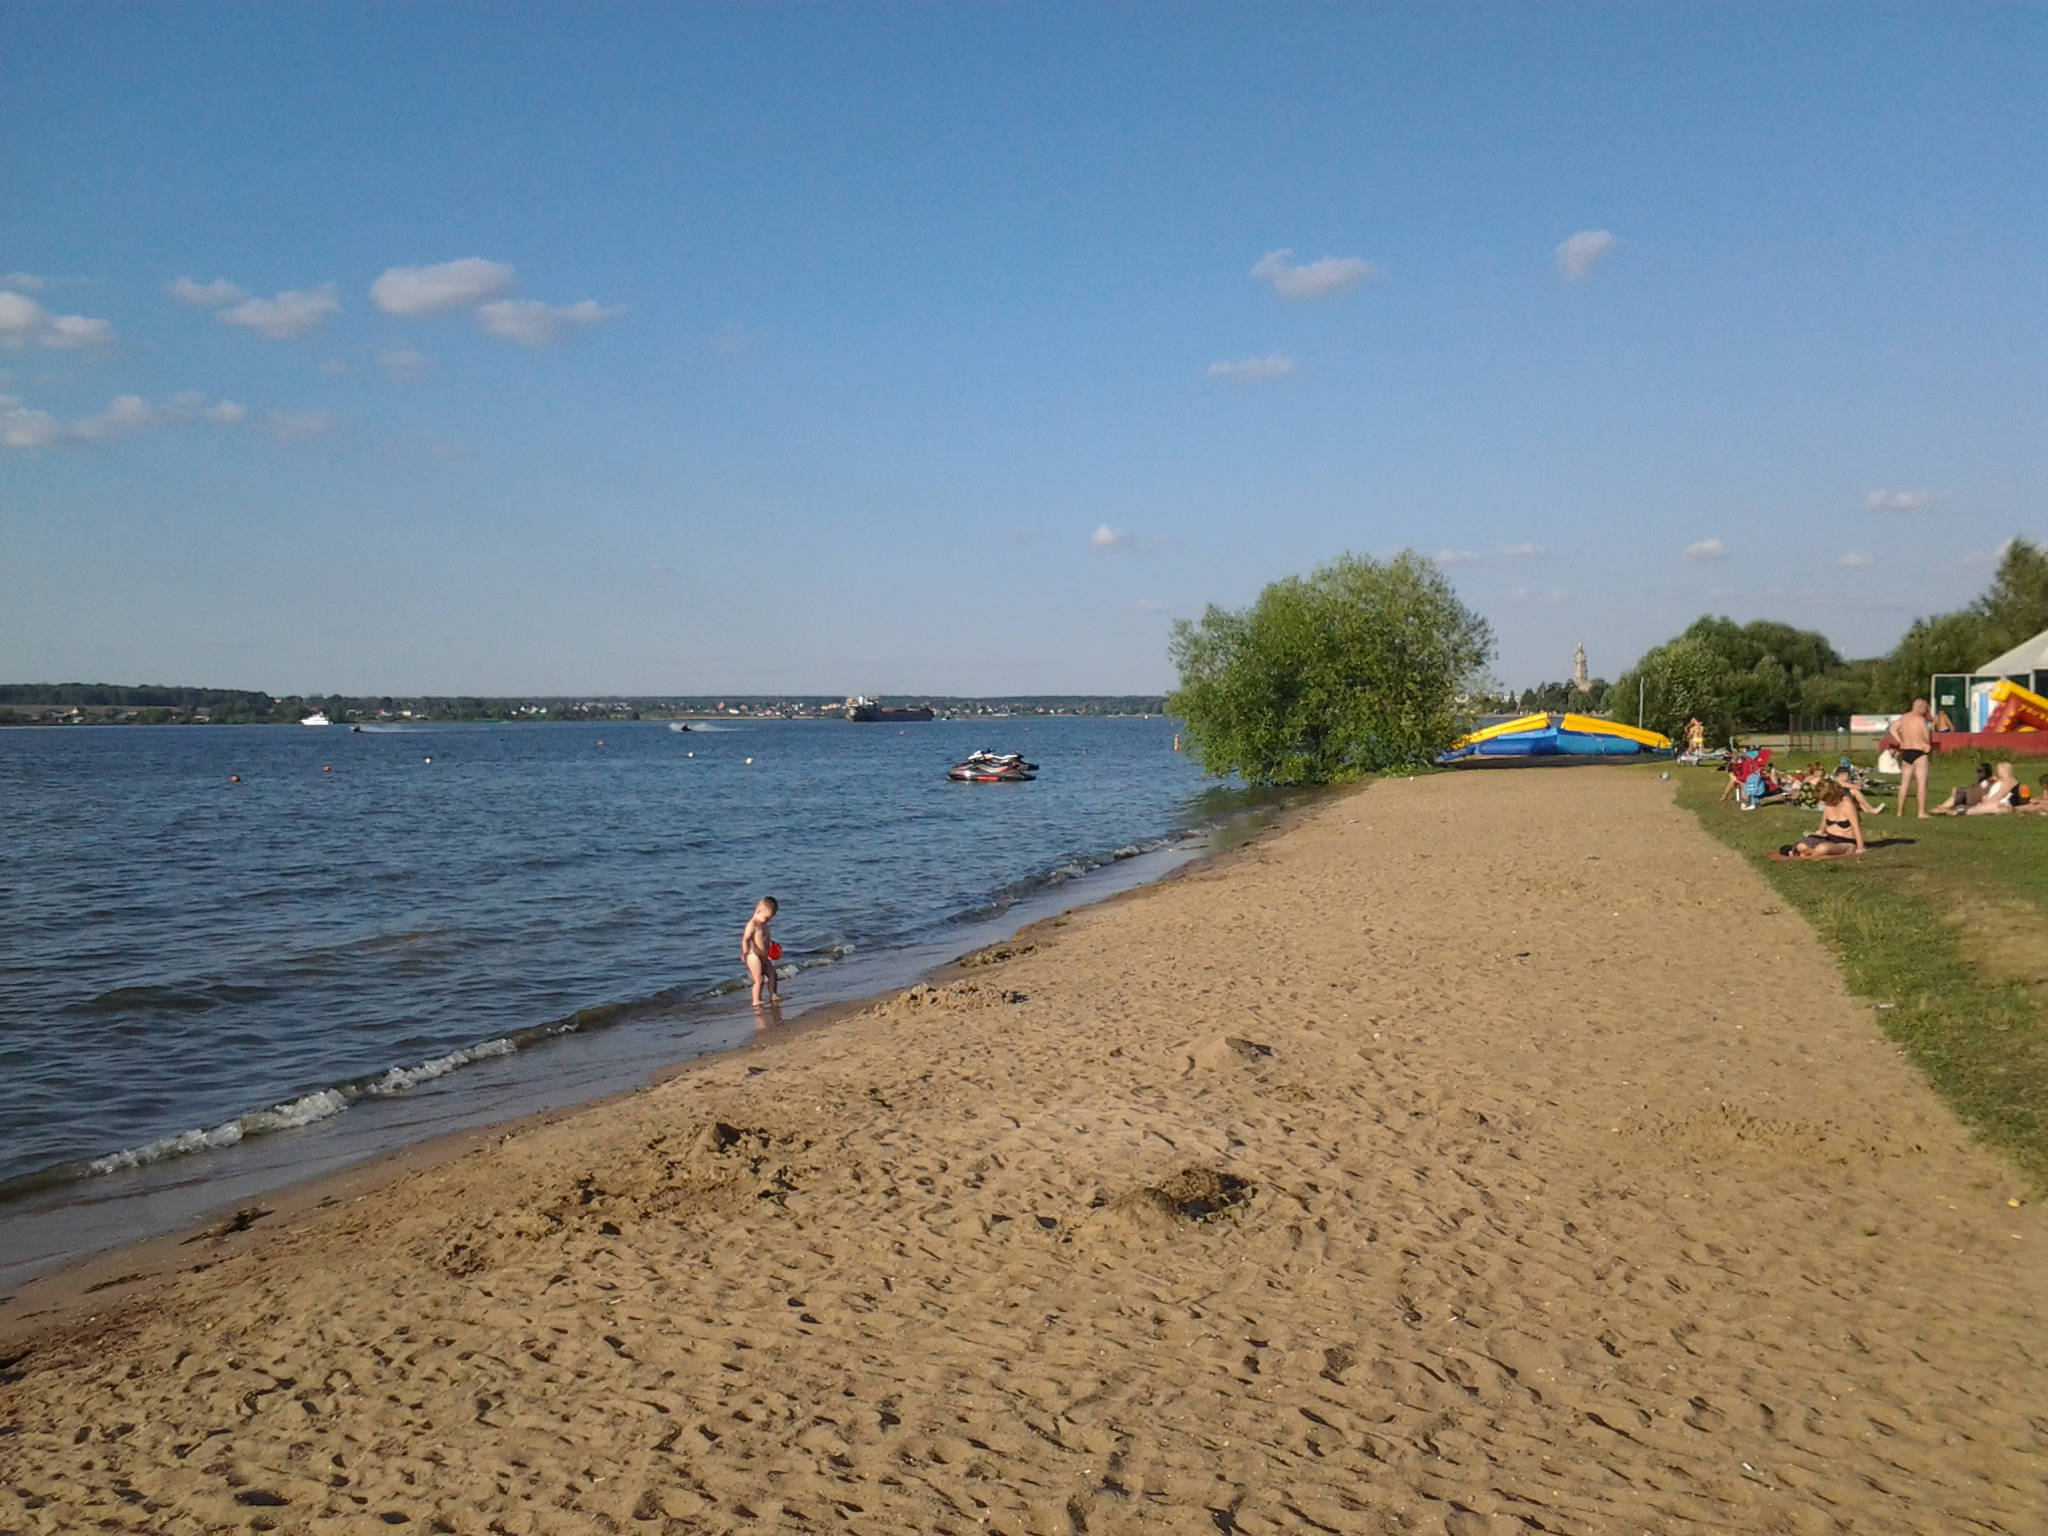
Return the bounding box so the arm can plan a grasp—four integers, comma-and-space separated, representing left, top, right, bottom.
1168, 551, 1492, 783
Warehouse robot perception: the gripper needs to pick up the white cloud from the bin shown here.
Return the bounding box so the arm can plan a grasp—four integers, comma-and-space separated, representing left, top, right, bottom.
1251, 249, 1382, 300
2, 272, 46, 293
0, 291, 41, 344
217, 284, 341, 340
70, 394, 161, 441
0, 291, 117, 351
1, 405, 62, 447
1506, 586, 1571, 605
1555, 230, 1615, 281
39, 314, 115, 350
709, 324, 759, 357
1206, 353, 1296, 383
1435, 549, 1485, 566
371, 258, 516, 317
1089, 526, 1166, 555
1838, 552, 1874, 568
318, 357, 350, 375
1497, 542, 1554, 560
0, 389, 246, 449
1123, 599, 1169, 614
1865, 488, 1941, 512
1682, 538, 1727, 560
377, 347, 435, 383
475, 297, 622, 346
167, 277, 248, 308
265, 408, 337, 440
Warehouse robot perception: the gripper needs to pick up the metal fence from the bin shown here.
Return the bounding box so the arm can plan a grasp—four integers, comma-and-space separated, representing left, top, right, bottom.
1786, 716, 1883, 754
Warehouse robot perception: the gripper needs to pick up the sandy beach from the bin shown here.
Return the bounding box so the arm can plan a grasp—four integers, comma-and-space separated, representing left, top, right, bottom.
3, 766, 2044, 1534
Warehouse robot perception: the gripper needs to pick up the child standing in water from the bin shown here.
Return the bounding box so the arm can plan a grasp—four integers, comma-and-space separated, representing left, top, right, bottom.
741, 896, 780, 1006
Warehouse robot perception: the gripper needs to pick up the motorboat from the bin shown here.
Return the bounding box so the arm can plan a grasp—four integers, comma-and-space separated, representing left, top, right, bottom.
668, 721, 693, 732
948, 750, 1038, 783
300, 711, 331, 726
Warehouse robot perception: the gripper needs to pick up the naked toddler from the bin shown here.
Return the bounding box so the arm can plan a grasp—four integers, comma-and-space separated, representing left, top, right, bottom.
741, 896, 780, 1006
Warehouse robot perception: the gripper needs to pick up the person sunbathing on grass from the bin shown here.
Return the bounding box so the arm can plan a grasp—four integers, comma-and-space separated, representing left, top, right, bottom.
1932, 761, 2017, 816
1778, 782, 1864, 859
1832, 767, 1885, 818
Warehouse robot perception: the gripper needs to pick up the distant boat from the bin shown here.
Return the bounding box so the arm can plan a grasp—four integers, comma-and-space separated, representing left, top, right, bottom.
846, 695, 934, 723
300, 712, 332, 727
668, 722, 693, 732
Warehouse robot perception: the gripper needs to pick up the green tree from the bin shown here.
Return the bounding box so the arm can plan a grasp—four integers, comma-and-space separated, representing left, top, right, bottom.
1973, 537, 2048, 655
1868, 538, 2048, 707
1168, 551, 1493, 783
1613, 637, 1735, 743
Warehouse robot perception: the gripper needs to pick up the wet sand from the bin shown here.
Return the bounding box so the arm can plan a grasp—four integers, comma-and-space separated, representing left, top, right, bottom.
3, 768, 2043, 1534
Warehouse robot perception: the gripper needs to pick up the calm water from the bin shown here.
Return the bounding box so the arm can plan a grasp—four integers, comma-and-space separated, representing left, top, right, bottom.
1, 717, 1251, 1279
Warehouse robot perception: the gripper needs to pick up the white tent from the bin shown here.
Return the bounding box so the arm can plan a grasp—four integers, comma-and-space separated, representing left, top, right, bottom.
1977, 627, 2048, 677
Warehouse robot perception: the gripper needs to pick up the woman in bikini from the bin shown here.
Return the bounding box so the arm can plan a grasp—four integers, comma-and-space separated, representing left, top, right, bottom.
1780, 782, 1864, 859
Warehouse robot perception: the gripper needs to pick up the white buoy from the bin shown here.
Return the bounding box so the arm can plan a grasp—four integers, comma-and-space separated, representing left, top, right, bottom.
745, 757, 754, 764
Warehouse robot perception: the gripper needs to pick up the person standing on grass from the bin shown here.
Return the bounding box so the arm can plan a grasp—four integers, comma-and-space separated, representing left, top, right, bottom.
1894, 698, 1936, 818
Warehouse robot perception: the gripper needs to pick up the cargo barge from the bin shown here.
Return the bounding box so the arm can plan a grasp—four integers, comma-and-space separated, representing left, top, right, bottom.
845, 695, 935, 723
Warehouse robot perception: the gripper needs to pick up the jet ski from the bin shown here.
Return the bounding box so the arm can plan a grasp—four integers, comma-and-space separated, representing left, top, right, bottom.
947, 750, 1038, 783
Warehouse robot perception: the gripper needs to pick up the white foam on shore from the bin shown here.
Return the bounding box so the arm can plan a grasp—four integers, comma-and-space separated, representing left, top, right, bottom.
77, 1039, 520, 1180
84, 1088, 352, 1176
362, 1037, 515, 1095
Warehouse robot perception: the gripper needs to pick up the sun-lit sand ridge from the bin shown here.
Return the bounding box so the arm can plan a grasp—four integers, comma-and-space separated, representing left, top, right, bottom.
4, 769, 2044, 1533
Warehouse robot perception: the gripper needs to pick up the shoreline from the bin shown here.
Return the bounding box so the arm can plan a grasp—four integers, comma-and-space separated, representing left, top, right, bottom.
0, 787, 1334, 1346
4, 766, 2040, 1533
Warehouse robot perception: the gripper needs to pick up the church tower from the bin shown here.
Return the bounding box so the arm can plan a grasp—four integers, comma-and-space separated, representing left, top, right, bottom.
1572, 643, 1590, 693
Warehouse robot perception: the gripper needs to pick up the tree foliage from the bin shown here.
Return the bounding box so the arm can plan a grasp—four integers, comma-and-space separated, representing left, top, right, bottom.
1168, 551, 1493, 783
1870, 538, 2048, 705
1608, 537, 2048, 733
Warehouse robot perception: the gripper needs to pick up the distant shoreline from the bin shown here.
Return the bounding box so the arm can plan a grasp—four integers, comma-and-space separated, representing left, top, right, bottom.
1, 689, 1172, 728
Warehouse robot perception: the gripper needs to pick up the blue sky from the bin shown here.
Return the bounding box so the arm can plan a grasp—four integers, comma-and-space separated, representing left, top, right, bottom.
2, 4, 2041, 694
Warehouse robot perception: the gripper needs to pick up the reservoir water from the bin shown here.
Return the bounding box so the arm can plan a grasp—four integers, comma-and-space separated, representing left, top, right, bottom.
0, 716, 1253, 1283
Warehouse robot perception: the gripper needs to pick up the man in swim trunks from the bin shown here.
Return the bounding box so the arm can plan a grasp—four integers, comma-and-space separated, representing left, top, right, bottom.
1894, 698, 1935, 818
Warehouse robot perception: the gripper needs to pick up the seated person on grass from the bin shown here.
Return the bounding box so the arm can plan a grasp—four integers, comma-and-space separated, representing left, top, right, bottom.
1832, 766, 1885, 818
1932, 761, 2015, 815
1779, 782, 1864, 859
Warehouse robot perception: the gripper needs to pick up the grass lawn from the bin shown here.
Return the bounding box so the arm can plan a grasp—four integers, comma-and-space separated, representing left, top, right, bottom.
1668, 753, 2048, 1187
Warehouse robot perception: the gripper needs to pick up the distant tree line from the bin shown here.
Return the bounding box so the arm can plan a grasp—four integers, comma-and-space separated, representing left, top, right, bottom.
0, 687, 1171, 726
1159, 538, 2048, 786
0, 683, 276, 719
1611, 538, 2048, 743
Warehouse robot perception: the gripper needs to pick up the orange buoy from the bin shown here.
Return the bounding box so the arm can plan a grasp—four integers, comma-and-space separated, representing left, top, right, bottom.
229, 774, 240, 782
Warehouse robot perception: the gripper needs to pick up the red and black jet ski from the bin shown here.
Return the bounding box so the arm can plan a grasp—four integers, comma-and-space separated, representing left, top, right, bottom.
947, 750, 1038, 783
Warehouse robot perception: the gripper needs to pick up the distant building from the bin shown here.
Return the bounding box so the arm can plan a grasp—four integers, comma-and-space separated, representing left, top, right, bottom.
1572, 643, 1590, 693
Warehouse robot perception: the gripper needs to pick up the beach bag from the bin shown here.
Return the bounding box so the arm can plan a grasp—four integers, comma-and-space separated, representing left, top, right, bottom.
1876, 749, 1902, 775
